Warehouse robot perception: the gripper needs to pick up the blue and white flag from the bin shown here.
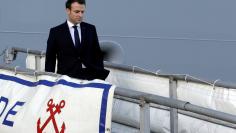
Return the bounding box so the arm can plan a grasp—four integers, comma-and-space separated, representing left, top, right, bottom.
0, 69, 115, 133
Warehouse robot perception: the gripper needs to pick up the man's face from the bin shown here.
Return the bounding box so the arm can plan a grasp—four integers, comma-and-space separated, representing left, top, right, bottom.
66, 2, 85, 24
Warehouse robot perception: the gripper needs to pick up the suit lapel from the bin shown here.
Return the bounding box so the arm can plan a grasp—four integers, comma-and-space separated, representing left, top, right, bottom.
62, 22, 76, 48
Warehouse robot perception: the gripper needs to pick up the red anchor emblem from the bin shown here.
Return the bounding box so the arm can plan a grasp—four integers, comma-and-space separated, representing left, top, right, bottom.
37, 99, 66, 133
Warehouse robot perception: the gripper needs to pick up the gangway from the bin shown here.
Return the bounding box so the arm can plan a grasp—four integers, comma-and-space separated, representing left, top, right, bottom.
2, 47, 236, 133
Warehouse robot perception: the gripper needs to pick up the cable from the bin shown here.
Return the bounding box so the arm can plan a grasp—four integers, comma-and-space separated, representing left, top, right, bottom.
100, 35, 236, 43
1, 30, 236, 43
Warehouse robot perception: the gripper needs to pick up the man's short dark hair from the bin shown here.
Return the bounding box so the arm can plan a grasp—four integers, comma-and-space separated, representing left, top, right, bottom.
66, 0, 86, 9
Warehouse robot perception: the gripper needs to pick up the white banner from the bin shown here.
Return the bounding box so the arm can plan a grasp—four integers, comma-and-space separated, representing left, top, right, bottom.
0, 69, 115, 133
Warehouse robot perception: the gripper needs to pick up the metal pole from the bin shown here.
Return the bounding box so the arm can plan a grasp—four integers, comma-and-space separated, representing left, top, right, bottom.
115, 94, 236, 130
35, 56, 41, 71
115, 87, 236, 125
12, 47, 45, 56
169, 77, 178, 133
140, 99, 150, 133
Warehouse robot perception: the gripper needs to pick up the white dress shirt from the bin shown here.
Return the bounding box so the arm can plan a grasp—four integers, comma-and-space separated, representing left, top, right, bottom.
67, 20, 81, 46
67, 20, 86, 68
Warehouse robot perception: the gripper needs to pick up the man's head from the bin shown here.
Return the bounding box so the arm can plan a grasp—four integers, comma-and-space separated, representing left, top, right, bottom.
66, 0, 86, 24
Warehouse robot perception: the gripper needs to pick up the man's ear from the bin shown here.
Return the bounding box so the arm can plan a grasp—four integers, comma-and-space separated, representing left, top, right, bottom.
66, 8, 70, 15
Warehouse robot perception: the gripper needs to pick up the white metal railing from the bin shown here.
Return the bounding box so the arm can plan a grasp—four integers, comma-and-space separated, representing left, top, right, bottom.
2, 47, 236, 133
5, 47, 236, 89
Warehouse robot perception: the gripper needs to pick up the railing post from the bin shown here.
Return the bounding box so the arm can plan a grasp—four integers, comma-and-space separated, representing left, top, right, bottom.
169, 77, 178, 133
35, 56, 41, 71
140, 98, 150, 133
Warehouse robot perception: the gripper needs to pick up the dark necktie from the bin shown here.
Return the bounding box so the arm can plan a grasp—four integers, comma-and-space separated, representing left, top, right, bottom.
73, 25, 80, 48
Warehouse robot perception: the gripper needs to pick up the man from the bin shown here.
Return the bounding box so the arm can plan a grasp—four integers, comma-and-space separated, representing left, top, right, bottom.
45, 0, 109, 80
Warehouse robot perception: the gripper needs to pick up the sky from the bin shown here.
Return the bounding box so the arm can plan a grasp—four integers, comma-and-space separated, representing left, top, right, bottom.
1, 0, 236, 83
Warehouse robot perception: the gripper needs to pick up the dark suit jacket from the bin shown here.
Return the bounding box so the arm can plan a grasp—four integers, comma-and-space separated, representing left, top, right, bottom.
45, 21, 109, 80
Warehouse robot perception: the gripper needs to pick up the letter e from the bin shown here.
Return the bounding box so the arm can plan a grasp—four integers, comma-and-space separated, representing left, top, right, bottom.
2, 101, 25, 127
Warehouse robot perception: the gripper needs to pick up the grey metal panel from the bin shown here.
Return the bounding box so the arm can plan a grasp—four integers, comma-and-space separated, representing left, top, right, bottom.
112, 122, 139, 133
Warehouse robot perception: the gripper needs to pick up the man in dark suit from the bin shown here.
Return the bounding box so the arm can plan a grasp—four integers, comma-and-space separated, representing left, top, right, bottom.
45, 0, 109, 80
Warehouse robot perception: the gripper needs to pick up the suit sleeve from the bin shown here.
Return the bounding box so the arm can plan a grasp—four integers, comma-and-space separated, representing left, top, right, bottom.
92, 26, 104, 68
45, 28, 57, 72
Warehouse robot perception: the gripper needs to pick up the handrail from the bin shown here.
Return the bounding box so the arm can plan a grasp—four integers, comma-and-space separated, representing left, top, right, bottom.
8, 47, 236, 89
3, 47, 236, 132
115, 87, 236, 125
